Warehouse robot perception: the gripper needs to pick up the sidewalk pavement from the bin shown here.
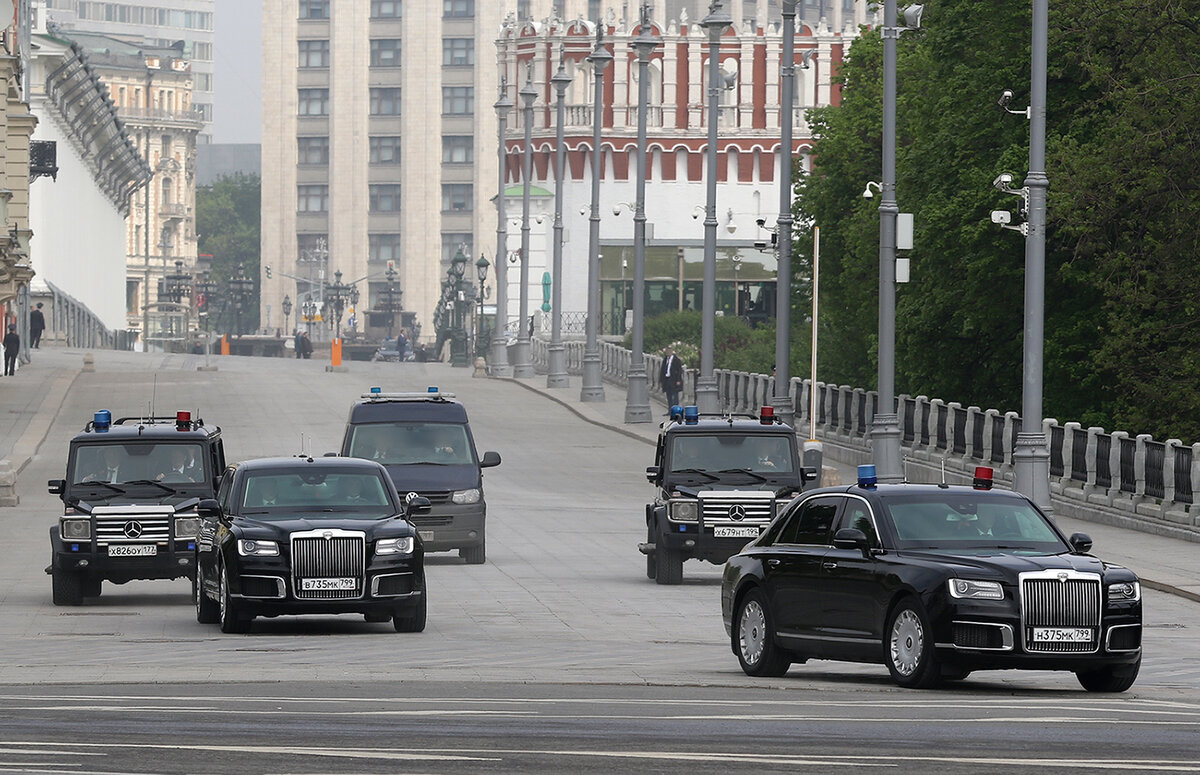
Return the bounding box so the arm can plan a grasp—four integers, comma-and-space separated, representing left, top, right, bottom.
506, 373, 1200, 606
0, 348, 82, 503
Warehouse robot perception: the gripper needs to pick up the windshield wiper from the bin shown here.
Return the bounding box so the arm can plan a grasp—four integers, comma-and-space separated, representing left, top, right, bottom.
671, 468, 720, 482
715, 468, 770, 483
122, 479, 178, 495
73, 481, 126, 494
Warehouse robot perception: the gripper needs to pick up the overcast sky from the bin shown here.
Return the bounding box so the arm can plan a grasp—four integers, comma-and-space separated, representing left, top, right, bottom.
212, 0, 262, 145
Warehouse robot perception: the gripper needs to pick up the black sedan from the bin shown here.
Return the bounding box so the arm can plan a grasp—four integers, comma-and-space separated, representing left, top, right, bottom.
194, 456, 428, 634
721, 467, 1143, 691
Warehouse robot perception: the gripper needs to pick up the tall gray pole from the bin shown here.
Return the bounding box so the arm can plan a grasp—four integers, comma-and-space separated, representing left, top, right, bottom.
870, 0, 904, 482
624, 4, 658, 423
513, 67, 538, 379
696, 1, 732, 414
547, 48, 571, 388
772, 0, 798, 427
1013, 0, 1053, 513
490, 77, 514, 377
580, 24, 611, 402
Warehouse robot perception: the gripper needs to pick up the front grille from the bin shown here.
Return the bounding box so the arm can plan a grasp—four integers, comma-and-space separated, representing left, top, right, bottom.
952, 621, 1012, 650
373, 572, 415, 597
1021, 571, 1101, 653
291, 530, 365, 600
240, 575, 285, 599
1106, 624, 1142, 652
699, 492, 776, 524
414, 491, 452, 504
409, 514, 452, 527
95, 515, 170, 543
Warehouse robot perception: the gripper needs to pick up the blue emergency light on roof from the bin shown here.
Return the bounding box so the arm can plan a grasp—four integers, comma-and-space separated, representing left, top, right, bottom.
427, 386, 439, 393
973, 466, 995, 490
669, 405, 684, 422
370, 386, 382, 395
683, 406, 699, 425
857, 464, 878, 489
93, 410, 111, 432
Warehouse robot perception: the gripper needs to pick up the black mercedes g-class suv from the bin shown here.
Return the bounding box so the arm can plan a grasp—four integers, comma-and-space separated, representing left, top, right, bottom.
46, 410, 226, 605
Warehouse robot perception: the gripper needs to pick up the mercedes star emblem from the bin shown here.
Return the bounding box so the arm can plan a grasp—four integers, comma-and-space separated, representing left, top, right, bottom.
728, 505, 747, 521
123, 521, 143, 539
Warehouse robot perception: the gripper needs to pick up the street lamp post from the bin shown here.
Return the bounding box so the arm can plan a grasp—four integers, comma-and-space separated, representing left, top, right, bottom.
696, 2, 732, 414
546, 47, 571, 389
512, 66, 538, 379
625, 3, 659, 423
446, 248, 470, 367
325, 269, 351, 341
773, 0, 799, 428
381, 264, 402, 341
281, 294, 292, 339
476, 254, 491, 359
491, 78, 514, 377
226, 263, 255, 339
580, 23, 611, 402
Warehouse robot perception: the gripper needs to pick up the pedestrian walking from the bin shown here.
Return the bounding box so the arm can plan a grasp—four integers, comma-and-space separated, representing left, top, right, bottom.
29, 302, 45, 348
2, 324, 19, 376
661, 347, 684, 409
300, 331, 313, 359
294, 329, 303, 359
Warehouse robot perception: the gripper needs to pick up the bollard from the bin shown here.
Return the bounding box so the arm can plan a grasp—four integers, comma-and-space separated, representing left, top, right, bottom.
473, 356, 487, 378
82, 352, 95, 372
0, 459, 17, 506
221, 335, 230, 356
331, 338, 342, 367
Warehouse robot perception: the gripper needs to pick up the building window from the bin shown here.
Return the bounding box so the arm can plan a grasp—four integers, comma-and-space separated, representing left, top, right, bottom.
369, 233, 403, 263
298, 88, 329, 116
369, 136, 403, 165
300, 0, 330, 19
443, 0, 474, 17
442, 86, 474, 115
370, 39, 402, 68
517, 0, 531, 19
371, 0, 401, 18
442, 136, 473, 164
298, 185, 329, 213
370, 185, 402, 212
442, 233, 473, 263
297, 233, 329, 264
442, 184, 473, 213
369, 88, 402, 115
298, 136, 330, 165
442, 38, 474, 67
298, 40, 330, 68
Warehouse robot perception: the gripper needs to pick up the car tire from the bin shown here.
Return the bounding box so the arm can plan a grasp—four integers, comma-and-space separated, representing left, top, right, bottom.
645, 523, 657, 580
1076, 657, 1141, 693
654, 545, 683, 585
218, 565, 251, 634
460, 538, 486, 565
393, 587, 427, 633
51, 568, 84, 607
940, 666, 971, 682
195, 568, 219, 624
734, 588, 791, 677
885, 597, 941, 689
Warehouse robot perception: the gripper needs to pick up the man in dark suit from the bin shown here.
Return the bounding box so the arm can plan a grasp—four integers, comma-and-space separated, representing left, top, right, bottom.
660, 347, 684, 408
29, 303, 45, 348
2, 324, 18, 376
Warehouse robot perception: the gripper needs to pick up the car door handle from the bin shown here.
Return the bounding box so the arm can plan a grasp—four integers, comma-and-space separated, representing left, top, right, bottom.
822, 561, 838, 571
766, 559, 781, 568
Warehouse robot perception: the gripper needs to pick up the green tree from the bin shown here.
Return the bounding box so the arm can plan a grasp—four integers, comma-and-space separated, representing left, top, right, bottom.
196, 173, 262, 333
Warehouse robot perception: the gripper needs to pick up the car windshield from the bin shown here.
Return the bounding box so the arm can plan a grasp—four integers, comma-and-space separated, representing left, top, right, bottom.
239, 471, 396, 519
347, 422, 474, 466
885, 492, 1068, 553
668, 433, 795, 475
71, 442, 207, 486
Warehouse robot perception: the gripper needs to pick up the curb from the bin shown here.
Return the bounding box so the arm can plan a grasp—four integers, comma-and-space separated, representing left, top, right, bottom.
506, 378, 657, 447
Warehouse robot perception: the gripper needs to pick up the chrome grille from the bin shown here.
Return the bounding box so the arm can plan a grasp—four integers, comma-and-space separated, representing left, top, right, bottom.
95, 515, 170, 543
290, 529, 365, 600
698, 492, 777, 524
1021, 571, 1101, 653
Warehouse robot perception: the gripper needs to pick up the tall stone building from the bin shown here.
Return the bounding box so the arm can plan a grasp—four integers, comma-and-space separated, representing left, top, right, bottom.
0, 0, 37, 337
260, 0, 505, 345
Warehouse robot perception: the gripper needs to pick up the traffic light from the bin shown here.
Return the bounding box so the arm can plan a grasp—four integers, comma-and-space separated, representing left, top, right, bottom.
265, 265, 272, 279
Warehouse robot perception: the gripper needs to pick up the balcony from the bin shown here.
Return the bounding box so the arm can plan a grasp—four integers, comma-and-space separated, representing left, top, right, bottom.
159, 203, 189, 220
117, 105, 206, 130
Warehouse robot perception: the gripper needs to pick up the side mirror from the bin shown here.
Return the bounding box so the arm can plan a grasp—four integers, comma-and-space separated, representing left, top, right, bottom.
48, 479, 65, 496
832, 527, 871, 558
801, 466, 820, 485
197, 498, 221, 519
646, 465, 661, 483
480, 450, 501, 468
405, 492, 432, 515
1068, 532, 1093, 554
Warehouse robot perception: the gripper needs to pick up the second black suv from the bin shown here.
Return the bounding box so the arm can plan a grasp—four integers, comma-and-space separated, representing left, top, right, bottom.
640, 405, 813, 585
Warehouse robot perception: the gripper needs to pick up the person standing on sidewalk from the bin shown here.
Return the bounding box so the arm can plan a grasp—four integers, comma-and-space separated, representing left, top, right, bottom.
2, 324, 19, 376
660, 347, 684, 409
29, 303, 45, 348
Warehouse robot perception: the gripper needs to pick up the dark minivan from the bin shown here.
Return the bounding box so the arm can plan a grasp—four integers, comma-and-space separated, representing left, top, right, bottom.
341, 388, 500, 564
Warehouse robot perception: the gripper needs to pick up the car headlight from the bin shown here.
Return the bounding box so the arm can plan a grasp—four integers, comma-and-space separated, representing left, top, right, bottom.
174, 516, 201, 539
451, 488, 481, 505
1107, 581, 1140, 602
61, 518, 91, 540
375, 536, 415, 555
670, 501, 698, 522
238, 539, 279, 557
948, 579, 1004, 600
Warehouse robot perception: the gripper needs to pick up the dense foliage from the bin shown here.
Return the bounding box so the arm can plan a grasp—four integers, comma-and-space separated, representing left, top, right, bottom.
634, 311, 810, 376
196, 174, 262, 333
795, 0, 1200, 442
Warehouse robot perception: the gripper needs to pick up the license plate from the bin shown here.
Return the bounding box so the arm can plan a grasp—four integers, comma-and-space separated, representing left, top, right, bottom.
107, 544, 157, 557
300, 577, 357, 591
1031, 627, 1093, 643
418, 530, 435, 542
714, 526, 760, 539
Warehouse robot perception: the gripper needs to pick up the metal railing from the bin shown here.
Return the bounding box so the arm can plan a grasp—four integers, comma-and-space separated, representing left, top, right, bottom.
36, 281, 138, 350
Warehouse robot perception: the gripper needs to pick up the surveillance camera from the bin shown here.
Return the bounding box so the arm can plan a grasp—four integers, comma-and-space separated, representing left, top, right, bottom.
692, 211, 700, 220
613, 205, 621, 216
991, 210, 1012, 225
579, 205, 588, 216
993, 173, 1013, 190
753, 240, 768, 250
998, 89, 1013, 109
755, 218, 766, 228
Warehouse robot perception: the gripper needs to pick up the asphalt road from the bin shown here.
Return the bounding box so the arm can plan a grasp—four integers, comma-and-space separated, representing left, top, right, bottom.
1, 351, 1197, 772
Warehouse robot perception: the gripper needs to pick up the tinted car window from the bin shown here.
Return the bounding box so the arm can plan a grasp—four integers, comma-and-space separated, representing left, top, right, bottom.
239, 472, 394, 518
885, 492, 1066, 552
669, 433, 795, 473
776, 497, 840, 545
841, 500, 879, 549
72, 442, 207, 484
347, 422, 474, 465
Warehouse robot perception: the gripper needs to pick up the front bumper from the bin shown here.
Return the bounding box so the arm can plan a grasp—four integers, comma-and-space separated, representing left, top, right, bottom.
228, 555, 423, 617
48, 527, 196, 582
407, 503, 485, 552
